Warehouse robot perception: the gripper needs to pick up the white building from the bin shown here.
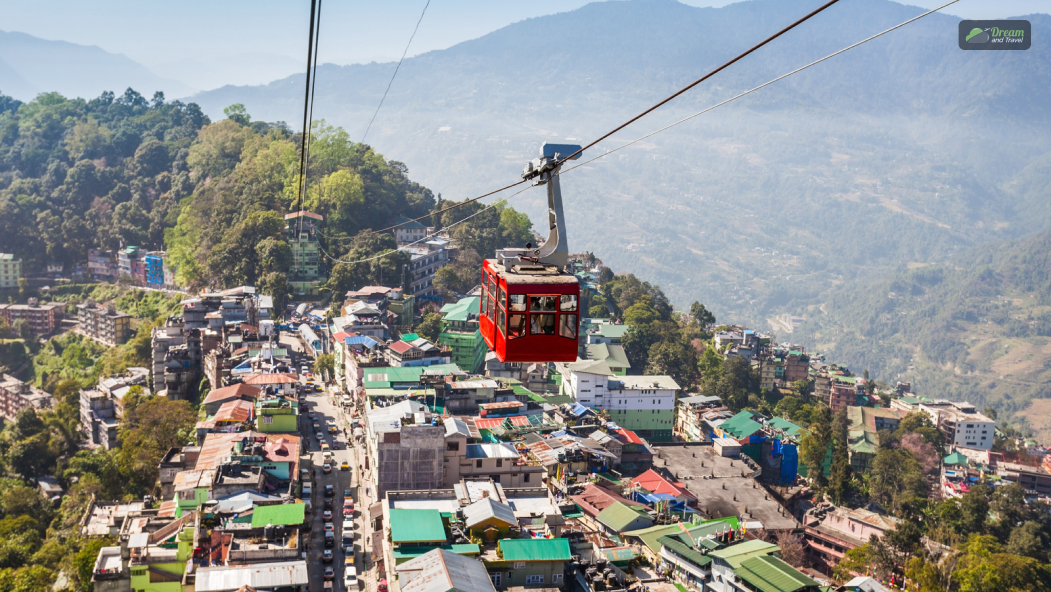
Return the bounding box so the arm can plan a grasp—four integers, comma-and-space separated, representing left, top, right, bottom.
557, 359, 678, 440
919, 401, 995, 451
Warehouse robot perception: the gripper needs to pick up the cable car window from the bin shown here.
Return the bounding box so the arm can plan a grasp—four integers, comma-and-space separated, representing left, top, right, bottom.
509, 294, 527, 312
560, 295, 578, 312
508, 314, 526, 339
488, 276, 496, 301
498, 285, 506, 309
531, 314, 556, 335
497, 306, 506, 335
559, 314, 578, 339
530, 296, 557, 312
486, 294, 494, 319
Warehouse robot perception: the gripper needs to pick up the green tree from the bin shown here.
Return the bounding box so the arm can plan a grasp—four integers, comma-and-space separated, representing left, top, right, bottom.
827, 406, 851, 503
959, 482, 990, 537
415, 312, 443, 342
117, 396, 196, 495
868, 448, 926, 513
313, 353, 335, 380
689, 301, 716, 327
255, 237, 292, 274
800, 405, 833, 490
257, 271, 291, 314
645, 338, 698, 389
223, 103, 251, 126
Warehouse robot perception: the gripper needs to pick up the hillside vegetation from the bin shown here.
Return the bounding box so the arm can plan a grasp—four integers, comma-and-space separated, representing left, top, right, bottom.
792, 231, 1051, 434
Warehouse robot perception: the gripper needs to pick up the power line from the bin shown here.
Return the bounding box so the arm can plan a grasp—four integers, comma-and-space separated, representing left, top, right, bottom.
321, 0, 960, 266
559, 0, 962, 177
302, 0, 325, 213
353, 0, 842, 238
295, 0, 320, 237
361, 0, 432, 144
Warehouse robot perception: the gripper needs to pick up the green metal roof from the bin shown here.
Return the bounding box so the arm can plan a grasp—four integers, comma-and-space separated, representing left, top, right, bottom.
943, 452, 969, 466
624, 522, 726, 555
363, 363, 462, 388
585, 343, 631, 370
603, 547, 638, 563
400, 333, 421, 342
392, 544, 481, 559
596, 502, 654, 533
658, 535, 712, 567
736, 555, 819, 592
719, 411, 763, 440
710, 540, 779, 569
499, 538, 572, 562
595, 324, 629, 339
440, 297, 480, 322
251, 503, 305, 527
767, 417, 804, 440
701, 516, 741, 530
389, 509, 447, 544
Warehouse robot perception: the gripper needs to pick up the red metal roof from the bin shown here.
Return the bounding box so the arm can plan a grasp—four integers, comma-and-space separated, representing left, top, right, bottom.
472, 415, 532, 430
631, 469, 696, 500
570, 483, 646, 518
615, 428, 645, 445
389, 340, 415, 354
202, 383, 262, 406
213, 399, 254, 423
243, 373, 300, 385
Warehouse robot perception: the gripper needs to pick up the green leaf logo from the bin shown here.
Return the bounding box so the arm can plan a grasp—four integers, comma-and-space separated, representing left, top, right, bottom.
966, 28, 990, 43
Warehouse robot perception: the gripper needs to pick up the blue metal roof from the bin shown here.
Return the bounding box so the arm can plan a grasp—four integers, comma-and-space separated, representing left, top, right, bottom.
569, 403, 590, 417
345, 336, 379, 348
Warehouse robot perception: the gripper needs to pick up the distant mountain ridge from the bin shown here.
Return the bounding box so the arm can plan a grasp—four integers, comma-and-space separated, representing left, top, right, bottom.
0, 30, 192, 101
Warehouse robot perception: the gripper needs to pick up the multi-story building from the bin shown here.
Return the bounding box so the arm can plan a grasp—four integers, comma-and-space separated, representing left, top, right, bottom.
334, 301, 388, 340
920, 401, 995, 451
284, 210, 324, 295
438, 296, 486, 374
392, 215, 430, 245
708, 539, 822, 592
77, 301, 133, 346
385, 336, 452, 368
405, 238, 451, 297
86, 249, 118, 281
675, 394, 725, 442
144, 251, 165, 288
0, 253, 22, 289
0, 298, 64, 335
79, 368, 150, 449
558, 359, 679, 441
117, 246, 145, 283
803, 505, 898, 572
0, 372, 54, 422
365, 401, 445, 497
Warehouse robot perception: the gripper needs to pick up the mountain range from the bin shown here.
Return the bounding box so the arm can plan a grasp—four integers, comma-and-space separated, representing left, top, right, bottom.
184, 0, 1051, 321
0, 30, 192, 101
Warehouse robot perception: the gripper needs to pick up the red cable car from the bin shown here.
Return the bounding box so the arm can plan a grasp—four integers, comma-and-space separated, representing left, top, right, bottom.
479, 143, 582, 363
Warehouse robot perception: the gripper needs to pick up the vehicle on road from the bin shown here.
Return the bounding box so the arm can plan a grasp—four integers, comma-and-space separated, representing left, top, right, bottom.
332, 441, 341, 450
313, 422, 320, 430
378, 579, 388, 592
320, 442, 330, 452
324, 531, 334, 548
324, 485, 334, 497
343, 506, 353, 518
342, 519, 354, 532
341, 461, 349, 471
323, 510, 332, 521
343, 499, 354, 510
315, 431, 324, 441
345, 566, 359, 590
307, 410, 315, 418
322, 549, 333, 563
328, 425, 338, 433
324, 522, 334, 532
323, 463, 332, 474
343, 489, 352, 498
323, 451, 334, 462
323, 566, 335, 581
323, 498, 333, 511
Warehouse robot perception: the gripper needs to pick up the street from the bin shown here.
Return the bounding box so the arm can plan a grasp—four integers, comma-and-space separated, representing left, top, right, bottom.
300, 373, 378, 592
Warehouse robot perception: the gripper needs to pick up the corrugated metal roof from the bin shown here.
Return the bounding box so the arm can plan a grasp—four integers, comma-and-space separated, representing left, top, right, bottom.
195, 560, 309, 591
251, 503, 304, 527
719, 410, 763, 439
736, 555, 819, 592
498, 538, 571, 562
465, 443, 520, 459
398, 548, 496, 592
389, 509, 447, 543
463, 497, 517, 529
596, 502, 654, 533
709, 540, 779, 568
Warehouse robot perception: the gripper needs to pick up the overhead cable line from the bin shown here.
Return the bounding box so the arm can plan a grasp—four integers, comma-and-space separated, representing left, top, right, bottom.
558, 0, 961, 177
319, 0, 960, 266
361, 0, 432, 143
302, 0, 325, 212
348, 0, 842, 240
295, 0, 321, 237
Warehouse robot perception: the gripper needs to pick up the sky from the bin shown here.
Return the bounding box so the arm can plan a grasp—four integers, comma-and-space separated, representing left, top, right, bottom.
0, 0, 1043, 91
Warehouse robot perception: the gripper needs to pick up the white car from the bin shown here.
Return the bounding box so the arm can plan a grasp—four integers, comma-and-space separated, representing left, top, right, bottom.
342, 519, 354, 533
344, 566, 359, 590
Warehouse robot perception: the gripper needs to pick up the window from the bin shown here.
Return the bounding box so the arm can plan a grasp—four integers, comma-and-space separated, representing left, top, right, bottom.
496, 459, 503, 468
510, 294, 527, 312
508, 314, 526, 339
497, 306, 506, 336
489, 573, 501, 587
559, 314, 577, 339
476, 459, 483, 468
560, 294, 577, 312
514, 562, 527, 569
531, 295, 557, 312
262, 416, 274, 424
447, 442, 460, 451
553, 574, 563, 583
531, 314, 556, 335
526, 575, 544, 584
524, 473, 530, 482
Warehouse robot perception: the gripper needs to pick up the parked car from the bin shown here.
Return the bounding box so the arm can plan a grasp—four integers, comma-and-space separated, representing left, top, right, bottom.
344, 489, 352, 498
341, 461, 350, 471
345, 566, 359, 590
343, 506, 353, 518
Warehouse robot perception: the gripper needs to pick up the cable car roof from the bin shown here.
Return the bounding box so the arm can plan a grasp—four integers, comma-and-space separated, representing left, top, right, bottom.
484, 259, 578, 284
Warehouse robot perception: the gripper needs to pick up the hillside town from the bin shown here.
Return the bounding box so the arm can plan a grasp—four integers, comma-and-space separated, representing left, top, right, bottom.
0, 229, 1028, 592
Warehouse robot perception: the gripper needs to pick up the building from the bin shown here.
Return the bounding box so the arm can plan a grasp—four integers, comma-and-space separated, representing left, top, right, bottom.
559, 360, 679, 441
585, 323, 628, 346
386, 336, 453, 368
844, 406, 908, 473
595, 501, 654, 534
438, 296, 486, 374
0, 372, 54, 421
392, 216, 430, 246
77, 301, 133, 346
366, 401, 445, 497
919, 401, 995, 451
397, 548, 496, 592
79, 368, 150, 449
254, 393, 299, 433
201, 383, 262, 416
489, 538, 571, 589
675, 395, 725, 442
284, 210, 324, 295
144, 251, 166, 288
117, 246, 146, 283
0, 253, 22, 289
583, 343, 630, 375
405, 240, 452, 297
803, 505, 898, 572
0, 299, 64, 335
334, 300, 389, 340
708, 539, 821, 592
87, 249, 118, 281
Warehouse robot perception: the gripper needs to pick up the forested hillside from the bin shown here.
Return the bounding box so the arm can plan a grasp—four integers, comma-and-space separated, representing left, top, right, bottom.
792, 231, 1051, 430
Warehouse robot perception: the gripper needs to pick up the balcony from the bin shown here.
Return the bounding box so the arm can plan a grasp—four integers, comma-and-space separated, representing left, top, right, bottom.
93, 546, 124, 580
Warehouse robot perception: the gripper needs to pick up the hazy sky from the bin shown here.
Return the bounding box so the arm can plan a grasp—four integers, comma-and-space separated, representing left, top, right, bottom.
0, 0, 1043, 91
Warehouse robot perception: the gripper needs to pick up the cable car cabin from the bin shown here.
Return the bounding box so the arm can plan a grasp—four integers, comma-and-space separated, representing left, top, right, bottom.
479, 258, 580, 363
